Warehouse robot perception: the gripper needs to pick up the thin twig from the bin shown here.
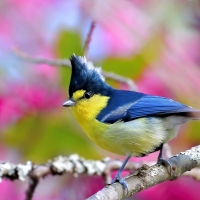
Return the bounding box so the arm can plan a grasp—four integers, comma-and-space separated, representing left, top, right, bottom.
102, 71, 137, 91
25, 177, 39, 200
13, 49, 137, 91
2, 153, 199, 183
84, 21, 96, 58
1, 150, 200, 199
0, 155, 108, 181
13, 49, 71, 66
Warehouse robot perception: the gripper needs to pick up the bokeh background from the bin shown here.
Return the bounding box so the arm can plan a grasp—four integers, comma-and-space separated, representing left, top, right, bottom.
0, 0, 200, 199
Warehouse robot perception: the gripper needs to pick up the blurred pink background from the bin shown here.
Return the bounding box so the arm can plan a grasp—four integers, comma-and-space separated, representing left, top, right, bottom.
0, 0, 200, 199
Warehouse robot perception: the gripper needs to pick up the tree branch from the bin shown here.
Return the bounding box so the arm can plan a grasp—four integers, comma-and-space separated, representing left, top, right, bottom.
1, 148, 200, 200
86, 145, 200, 200
13, 49, 71, 66
0, 155, 108, 181
25, 177, 39, 200
84, 21, 96, 58
13, 49, 137, 91
102, 71, 137, 91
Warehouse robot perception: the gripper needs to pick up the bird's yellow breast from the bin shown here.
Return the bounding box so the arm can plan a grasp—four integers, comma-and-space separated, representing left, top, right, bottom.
71, 90, 110, 144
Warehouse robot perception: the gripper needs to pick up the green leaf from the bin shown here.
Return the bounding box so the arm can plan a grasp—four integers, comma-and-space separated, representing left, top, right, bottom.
1, 109, 101, 162
55, 30, 83, 59
101, 30, 164, 80
54, 30, 83, 88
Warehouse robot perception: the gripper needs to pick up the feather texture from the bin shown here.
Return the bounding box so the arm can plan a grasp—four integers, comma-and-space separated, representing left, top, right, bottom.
97, 90, 200, 123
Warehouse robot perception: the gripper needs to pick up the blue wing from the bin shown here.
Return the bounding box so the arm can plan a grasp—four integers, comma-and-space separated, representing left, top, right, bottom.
97, 90, 144, 123
97, 90, 198, 123
124, 95, 195, 121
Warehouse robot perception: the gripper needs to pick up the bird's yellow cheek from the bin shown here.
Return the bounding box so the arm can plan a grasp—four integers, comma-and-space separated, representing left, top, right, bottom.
72, 93, 110, 121
70, 93, 110, 142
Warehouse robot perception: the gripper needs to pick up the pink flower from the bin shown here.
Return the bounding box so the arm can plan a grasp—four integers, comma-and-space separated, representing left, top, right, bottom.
139, 177, 200, 200
0, 82, 64, 129
0, 180, 25, 200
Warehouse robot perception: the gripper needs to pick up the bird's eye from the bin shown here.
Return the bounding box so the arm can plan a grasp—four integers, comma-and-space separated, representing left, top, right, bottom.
84, 91, 93, 99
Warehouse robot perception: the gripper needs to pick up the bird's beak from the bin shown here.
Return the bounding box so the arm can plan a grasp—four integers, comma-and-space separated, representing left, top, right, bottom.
63, 99, 75, 107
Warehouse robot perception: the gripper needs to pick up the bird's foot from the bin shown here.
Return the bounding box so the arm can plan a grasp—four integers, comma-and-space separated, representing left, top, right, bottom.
158, 157, 176, 178
110, 175, 129, 194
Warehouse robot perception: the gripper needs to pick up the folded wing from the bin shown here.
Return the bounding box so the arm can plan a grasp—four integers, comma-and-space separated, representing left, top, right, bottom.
98, 95, 199, 123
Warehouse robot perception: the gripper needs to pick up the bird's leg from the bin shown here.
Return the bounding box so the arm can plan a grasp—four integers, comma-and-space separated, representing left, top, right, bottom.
110, 155, 131, 193
157, 144, 172, 175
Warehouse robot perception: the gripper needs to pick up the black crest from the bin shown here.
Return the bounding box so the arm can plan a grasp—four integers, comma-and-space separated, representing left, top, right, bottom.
68, 55, 111, 97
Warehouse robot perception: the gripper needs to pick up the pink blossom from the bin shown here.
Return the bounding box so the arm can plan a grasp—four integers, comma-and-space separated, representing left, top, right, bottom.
0, 83, 63, 129
0, 180, 25, 200
139, 177, 200, 200
136, 69, 171, 97
79, 0, 152, 56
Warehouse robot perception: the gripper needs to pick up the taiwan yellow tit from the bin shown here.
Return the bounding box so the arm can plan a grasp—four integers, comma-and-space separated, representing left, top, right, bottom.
63, 54, 200, 190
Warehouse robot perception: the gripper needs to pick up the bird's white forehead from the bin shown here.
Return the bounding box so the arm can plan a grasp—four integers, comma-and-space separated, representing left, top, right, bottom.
76, 55, 105, 81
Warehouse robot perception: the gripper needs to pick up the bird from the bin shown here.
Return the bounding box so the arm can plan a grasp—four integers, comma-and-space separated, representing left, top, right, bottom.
63, 54, 200, 191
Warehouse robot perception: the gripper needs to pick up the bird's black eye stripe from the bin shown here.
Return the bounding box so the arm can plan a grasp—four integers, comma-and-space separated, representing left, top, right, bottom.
84, 91, 93, 99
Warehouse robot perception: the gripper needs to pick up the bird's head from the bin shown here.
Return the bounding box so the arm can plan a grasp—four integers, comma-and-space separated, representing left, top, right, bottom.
63, 55, 112, 120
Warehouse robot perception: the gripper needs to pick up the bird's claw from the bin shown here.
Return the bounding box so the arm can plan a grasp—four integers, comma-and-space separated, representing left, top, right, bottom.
158, 157, 176, 177
110, 175, 129, 194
